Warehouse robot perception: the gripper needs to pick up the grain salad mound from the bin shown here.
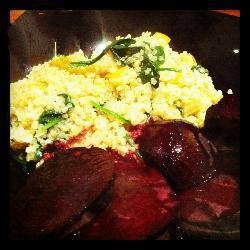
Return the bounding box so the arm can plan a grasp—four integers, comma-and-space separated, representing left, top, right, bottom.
10, 32, 223, 162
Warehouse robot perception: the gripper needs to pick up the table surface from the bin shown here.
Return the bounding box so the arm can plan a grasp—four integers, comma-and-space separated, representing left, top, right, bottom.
10, 10, 240, 24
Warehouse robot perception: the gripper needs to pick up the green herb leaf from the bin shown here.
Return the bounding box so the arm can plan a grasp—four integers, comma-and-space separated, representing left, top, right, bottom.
191, 64, 209, 74
110, 49, 129, 66
34, 140, 43, 160
90, 100, 131, 124
125, 133, 142, 158
38, 109, 62, 129
125, 133, 136, 147
111, 46, 142, 59
70, 38, 136, 67
58, 93, 75, 110
154, 46, 165, 67
42, 117, 62, 130
158, 67, 181, 72
139, 55, 160, 87
111, 46, 142, 67
35, 147, 43, 160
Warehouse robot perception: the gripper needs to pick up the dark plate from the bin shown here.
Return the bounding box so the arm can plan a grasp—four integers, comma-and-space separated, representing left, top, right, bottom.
9, 10, 240, 240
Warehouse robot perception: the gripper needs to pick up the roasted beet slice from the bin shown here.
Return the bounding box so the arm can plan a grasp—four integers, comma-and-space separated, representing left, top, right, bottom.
179, 174, 240, 221
177, 174, 240, 240
59, 180, 114, 239
203, 94, 240, 146
10, 147, 114, 239
138, 121, 217, 191
178, 213, 240, 240
78, 156, 177, 240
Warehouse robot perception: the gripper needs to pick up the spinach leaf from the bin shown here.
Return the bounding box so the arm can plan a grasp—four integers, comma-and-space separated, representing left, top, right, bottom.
58, 93, 75, 110
110, 49, 129, 66
70, 38, 136, 67
38, 109, 62, 129
139, 55, 160, 87
111, 46, 142, 59
154, 46, 165, 68
38, 94, 74, 132
42, 117, 62, 130
90, 100, 131, 125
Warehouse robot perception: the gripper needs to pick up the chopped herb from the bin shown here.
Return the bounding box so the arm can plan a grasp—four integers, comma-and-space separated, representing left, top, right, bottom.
139, 54, 160, 87
112, 46, 142, 57
90, 100, 131, 125
34, 140, 43, 160
42, 117, 62, 130
58, 93, 75, 110
191, 64, 209, 74
38, 95, 74, 131
154, 46, 165, 68
158, 67, 181, 72
70, 38, 136, 67
38, 109, 62, 129
111, 46, 142, 66
125, 133, 142, 158
35, 146, 43, 160
125, 133, 136, 147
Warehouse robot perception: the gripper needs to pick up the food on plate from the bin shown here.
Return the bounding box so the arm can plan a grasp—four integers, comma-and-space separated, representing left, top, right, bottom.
10, 31, 239, 240
10, 31, 222, 163
10, 147, 114, 239
77, 154, 177, 240
137, 121, 217, 191
204, 94, 240, 144
178, 174, 240, 239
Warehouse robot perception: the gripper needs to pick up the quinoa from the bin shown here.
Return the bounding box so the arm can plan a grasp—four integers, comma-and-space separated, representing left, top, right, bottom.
10, 31, 223, 161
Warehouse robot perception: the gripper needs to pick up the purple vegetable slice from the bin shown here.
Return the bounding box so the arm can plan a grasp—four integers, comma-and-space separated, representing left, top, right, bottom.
10, 147, 114, 239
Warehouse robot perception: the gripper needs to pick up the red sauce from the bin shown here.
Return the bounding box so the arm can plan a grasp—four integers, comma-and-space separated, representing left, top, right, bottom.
109, 149, 144, 168
128, 123, 147, 141
42, 129, 88, 161
43, 152, 55, 161
66, 129, 88, 147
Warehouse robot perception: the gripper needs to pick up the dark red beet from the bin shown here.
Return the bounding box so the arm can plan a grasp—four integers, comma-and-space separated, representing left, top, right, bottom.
59, 180, 114, 239
138, 121, 217, 191
203, 94, 240, 146
178, 174, 240, 222
10, 147, 114, 239
79, 156, 177, 240
178, 174, 240, 240
205, 94, 240, 124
